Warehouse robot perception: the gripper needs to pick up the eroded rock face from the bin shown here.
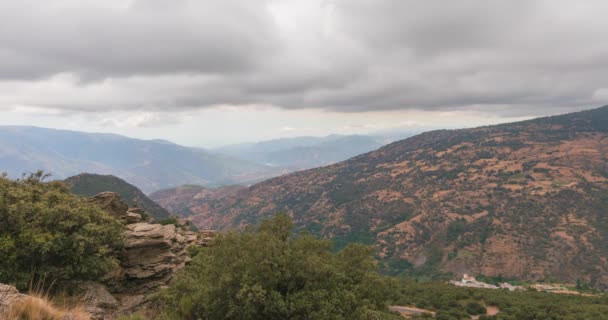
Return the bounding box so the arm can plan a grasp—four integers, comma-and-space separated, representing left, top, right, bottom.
106, 222, 196, 294
78, 192, 216, 318
84, 192, 199, 295
87, 192, 129, 219
68, 281, 118, 320
0, 284, 26, 315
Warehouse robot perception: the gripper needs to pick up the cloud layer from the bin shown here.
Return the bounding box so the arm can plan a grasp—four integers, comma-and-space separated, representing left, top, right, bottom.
1, 0, 607, 116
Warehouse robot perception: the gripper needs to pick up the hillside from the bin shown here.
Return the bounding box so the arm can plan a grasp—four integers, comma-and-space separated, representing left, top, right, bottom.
182, 106, 608, 287
65, 173, 171, 220
149, 184, 246, 218
213, 135, 384, 170
0, 126, 278, 192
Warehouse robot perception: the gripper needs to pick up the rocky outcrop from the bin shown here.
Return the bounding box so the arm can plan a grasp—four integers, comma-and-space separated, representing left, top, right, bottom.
87, 192, 130, 220
0, 284, 26, 315
86, 192, 196, 294
106, 222, 197, 294
198, 229, 217, 247
67, 281, 118, 320
26, 191, 217, 319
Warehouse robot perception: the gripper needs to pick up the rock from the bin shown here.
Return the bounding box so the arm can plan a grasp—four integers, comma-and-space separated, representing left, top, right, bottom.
0, 283, 26, 315
105, 222, 196, 294
198, 229, 218, 247
125, 211, 143, 224
87, 192, 129, 219
0, 284, 87, 320
69, 281, 118, 320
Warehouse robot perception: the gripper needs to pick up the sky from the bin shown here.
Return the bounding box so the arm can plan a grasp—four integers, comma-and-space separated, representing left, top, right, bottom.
0, 0, 606, 147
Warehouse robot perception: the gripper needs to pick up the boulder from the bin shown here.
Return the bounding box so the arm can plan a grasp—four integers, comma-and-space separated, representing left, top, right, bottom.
69, 281, 118, 320
198, 229, 218, 247
125, 211, 143, 224
87, 192, 129, 220
0, 284, 26, 315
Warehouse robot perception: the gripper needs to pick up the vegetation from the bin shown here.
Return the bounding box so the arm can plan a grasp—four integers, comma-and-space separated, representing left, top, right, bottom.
158, 214, 400, 320
153, 214, 608, 320
65, 173, 170, 220
4, 282, 91, 320
396, 280, 608, 320
6, 295, 90, 320
0, 172, 124, 290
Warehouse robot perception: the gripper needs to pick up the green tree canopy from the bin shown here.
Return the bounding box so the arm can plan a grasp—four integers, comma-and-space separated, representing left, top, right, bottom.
159, 213, 400, 320
0, 171, 124, 289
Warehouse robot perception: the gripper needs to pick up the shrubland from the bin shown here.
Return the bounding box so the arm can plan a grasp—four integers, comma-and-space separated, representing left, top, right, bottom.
0, 172, 124, 290
157, 214, 401, 320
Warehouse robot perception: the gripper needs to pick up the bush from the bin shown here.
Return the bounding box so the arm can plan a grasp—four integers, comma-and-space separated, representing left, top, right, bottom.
158, 214, 398, 320
0, 172, 124, 289
465, 301, 486, 315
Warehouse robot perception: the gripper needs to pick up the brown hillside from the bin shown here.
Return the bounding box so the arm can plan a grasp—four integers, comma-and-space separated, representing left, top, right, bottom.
170, 106, 608, 286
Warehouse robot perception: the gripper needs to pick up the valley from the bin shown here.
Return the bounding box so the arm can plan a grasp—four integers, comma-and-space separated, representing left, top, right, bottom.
155, 106, 608, 287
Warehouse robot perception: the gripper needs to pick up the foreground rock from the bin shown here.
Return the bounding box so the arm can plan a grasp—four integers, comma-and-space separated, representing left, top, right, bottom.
106, 222, 196, 294
0, 284, 26, 315
87, 192, 215, 318
3, 192, 216, 319
0, 283, 89, 320
67, 281, 119, 320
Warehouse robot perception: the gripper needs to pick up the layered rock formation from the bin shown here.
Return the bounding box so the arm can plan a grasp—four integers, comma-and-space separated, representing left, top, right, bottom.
79, 192, 215, 319
106, 222, 197, 294
82, 191, 200, 296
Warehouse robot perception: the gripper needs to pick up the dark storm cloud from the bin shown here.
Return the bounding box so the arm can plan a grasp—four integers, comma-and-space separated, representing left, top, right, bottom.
0, 0, 607, 116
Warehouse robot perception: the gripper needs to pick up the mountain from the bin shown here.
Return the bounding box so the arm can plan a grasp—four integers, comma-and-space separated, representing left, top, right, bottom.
149, 184, 246, 218
65, 173, 171, 220
0, 126, 278, 193
178, 106, 608, 287
213, 135, 384, 170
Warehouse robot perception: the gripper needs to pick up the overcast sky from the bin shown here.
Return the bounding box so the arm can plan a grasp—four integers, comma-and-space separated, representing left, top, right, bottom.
0, 0, 606, 147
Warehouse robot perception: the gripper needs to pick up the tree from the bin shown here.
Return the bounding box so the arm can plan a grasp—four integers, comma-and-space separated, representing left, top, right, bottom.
0, 172, 124, 289
159, 213, 399, 320
465, 301, 487, 315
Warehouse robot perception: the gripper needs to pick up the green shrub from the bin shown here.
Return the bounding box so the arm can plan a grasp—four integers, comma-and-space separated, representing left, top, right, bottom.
0, 172, 124, 289
465, 301, 486, 315
158, 214, 398, 320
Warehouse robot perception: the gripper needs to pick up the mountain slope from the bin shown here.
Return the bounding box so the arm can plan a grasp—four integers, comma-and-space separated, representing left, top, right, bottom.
214, 135, 384, 169
149, 184, 246, 218
65, 173, 171, 220
185, 106, 608, 286
0, 126, 278, 193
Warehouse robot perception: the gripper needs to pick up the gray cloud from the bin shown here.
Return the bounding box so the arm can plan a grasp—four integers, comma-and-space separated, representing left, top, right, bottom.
0, 0, 607, 116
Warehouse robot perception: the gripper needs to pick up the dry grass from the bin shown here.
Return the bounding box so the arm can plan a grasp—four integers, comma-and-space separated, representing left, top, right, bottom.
5, 292, 90, 320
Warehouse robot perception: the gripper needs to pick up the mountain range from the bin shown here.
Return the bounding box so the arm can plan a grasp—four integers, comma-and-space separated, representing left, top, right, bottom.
0, 127, 395, 193
153, 106, 608, 287
0, 126, 279, 193
213, 134, 386, 170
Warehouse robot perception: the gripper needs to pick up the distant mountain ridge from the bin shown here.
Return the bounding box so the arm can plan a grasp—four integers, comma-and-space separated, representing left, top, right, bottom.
170, 106, 608, 287
65, 173, 171, 220
0, 126, 278, 193
213, 134, 385, 170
